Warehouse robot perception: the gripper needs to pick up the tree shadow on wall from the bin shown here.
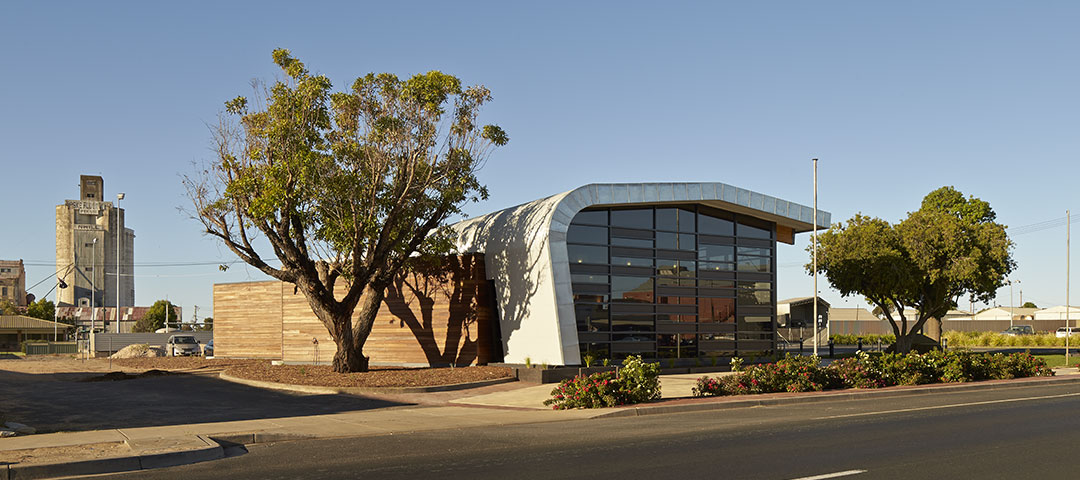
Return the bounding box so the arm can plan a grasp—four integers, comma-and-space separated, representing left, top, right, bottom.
384, 199, 553, 365
385, 254, 483, 367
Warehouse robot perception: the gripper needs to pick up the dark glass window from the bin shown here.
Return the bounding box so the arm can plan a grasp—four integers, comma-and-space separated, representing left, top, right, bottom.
573, 210, 607, 226
738, 218, 772, 239
567, 203, 777, 363
568, 225, 607, 245
699, 244, 734, 262
571, 274, 608, 284
568, 245, 607, 265
699, 211, 734, 236
611, 276, 653, 303
611, 209, 652, 229
737, 257, 771, 273
656, 208, 678, 231
612, 236, 652, 248
612, 256, 653, 267
678, 208, 696, 232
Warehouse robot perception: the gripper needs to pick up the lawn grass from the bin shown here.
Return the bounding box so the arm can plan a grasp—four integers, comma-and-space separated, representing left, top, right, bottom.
0, 351, 25, 357
1032, 354, 1080, 368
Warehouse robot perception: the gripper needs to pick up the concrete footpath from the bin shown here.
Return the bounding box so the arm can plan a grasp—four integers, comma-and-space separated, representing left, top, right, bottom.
3, 368, 1080, 479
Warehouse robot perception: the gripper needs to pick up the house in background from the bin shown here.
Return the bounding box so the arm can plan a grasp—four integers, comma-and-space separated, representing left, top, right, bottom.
0, 315, 72, 350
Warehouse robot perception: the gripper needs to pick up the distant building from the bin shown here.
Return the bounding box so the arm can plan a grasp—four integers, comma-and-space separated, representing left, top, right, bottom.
56, 306, 181, 333
0, 260, 27, 307
55, 175, 134, 309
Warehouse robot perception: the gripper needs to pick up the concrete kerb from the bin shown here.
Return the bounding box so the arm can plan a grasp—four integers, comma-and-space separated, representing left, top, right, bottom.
217, 371, 518, 395
593, 373, 1080, 419
4, 434, 223, 480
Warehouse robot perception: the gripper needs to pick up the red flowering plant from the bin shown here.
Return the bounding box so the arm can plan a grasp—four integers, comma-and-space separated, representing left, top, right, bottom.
544, 355, 662, 410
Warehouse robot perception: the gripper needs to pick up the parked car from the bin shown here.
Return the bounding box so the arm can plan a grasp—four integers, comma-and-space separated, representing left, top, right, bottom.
203, 339, 214, 357
1001, 325, 1034, 336
1056, 327, 1079, 338
166, 335, 201, 356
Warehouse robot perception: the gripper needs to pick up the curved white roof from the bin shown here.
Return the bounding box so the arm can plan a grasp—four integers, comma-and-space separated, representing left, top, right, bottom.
451, 182, 830, 365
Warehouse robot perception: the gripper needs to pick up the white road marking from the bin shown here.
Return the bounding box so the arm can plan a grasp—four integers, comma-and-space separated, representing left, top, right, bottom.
789, 470, 867, 480
816, 391, 1080, 420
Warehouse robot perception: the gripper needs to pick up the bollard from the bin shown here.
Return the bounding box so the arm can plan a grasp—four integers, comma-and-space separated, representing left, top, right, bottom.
857, 339, 863, 351
799, 340, 804, 354
829, 340, 834, 358
942, 338, 948, 350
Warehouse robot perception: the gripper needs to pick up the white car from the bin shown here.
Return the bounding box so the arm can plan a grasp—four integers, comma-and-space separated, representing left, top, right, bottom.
1056, 327, 1079, 338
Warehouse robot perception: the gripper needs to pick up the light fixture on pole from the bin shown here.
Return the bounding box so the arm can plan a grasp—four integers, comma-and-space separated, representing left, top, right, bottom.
116, 192, 124, 333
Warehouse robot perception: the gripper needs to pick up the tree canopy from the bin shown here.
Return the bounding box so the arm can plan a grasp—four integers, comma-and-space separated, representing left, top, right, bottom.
1021, 301, 1038, 309
134, 300, 177, 333
185, 49, 507, 372
25, 299, 54, 321
811, 187, 1014, 352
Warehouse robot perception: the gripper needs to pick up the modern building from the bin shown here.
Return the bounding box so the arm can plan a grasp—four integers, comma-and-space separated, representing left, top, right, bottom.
213, 182, 830, 366
0, 259, 27, 307
56, 175, 134, 309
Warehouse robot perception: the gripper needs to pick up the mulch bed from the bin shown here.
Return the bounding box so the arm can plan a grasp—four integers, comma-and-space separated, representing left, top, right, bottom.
223, 363, 513, 388
111, 357, 257, 370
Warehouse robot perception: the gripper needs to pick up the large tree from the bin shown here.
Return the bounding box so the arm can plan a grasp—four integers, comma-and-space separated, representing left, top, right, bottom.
25, 299, 55, 321
185, 49, 507, 372
810, 187, 1014, 353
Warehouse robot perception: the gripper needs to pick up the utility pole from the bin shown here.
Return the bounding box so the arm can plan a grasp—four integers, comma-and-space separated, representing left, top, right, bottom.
812, 158, 819, 358
1067, 210, 1071, 365
91, 238, 97, 334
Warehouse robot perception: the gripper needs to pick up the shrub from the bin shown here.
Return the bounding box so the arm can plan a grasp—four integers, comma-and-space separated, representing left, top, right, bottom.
830, 334, 896, 346
544, 355, 661, 409
692, 350, 1053, 397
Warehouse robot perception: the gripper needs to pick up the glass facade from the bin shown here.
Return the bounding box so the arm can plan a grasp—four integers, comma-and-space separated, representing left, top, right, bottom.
568, 205, 777, 363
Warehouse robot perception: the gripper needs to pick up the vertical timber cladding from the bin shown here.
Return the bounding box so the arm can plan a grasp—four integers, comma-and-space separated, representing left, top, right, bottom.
214, 254, 496, 366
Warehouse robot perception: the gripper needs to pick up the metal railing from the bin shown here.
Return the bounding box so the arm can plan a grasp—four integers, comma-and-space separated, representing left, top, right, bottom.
24, 342, 78, 355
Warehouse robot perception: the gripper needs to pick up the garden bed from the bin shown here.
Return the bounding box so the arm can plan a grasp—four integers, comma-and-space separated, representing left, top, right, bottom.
692, 350, 1054, 397
222, 363, 513, 388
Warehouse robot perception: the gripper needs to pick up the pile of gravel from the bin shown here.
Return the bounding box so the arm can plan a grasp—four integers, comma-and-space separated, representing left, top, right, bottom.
110, 344, 165, 358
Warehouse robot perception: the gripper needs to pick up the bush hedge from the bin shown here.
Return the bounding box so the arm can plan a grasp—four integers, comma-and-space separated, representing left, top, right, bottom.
693, 350, 1053, 397
544, 355, 661, 410
942, 330, 1076, 347
829, 334, 896, 345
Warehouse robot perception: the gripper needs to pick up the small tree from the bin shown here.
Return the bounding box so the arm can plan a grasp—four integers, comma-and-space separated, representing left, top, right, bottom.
1021, 302, 1037, 309
185, 49, 507, 372
811, 187, 1014, 353
25, 299, 55, 321
134, 300, 177, 333
0, 300, 18, 315
200, 317, 213, 331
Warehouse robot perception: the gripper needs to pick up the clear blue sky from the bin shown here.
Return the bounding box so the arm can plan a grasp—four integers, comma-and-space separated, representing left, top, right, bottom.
2, 1, 1078, 320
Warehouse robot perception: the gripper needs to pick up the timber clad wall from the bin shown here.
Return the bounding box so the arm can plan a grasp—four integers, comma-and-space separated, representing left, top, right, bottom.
213, 254, 496, 366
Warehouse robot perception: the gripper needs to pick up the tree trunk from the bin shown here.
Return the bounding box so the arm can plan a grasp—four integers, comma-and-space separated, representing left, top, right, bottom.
332, 332, 368, 373
893, 333, 914, 354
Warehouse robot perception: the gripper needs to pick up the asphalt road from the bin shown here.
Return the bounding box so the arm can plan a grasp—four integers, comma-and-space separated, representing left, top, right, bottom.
105, 381, 1080, 480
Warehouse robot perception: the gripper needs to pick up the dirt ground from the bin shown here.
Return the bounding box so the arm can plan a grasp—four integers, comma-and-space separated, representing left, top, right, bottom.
224, 363, 513, 387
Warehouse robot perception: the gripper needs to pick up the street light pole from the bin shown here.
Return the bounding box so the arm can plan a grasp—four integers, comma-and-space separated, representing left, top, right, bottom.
812, 158, 819, 358
91, 237, 97, 334
116, 193, 124, 333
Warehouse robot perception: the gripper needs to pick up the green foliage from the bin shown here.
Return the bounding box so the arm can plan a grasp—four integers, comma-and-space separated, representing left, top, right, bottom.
24, 299, 55, 321
544, 355, 661, 409
582, 352, 596, 368
943, 330, 1073, 347
811, 187, 1014, 352
830, 334, 896, 345
729, 356, 744, 372
1021, 301, 1038, 309
0, 300, 18, 315
693, 350, 1052, 397
134, 300, 177, 333
185, 48, 507, 373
